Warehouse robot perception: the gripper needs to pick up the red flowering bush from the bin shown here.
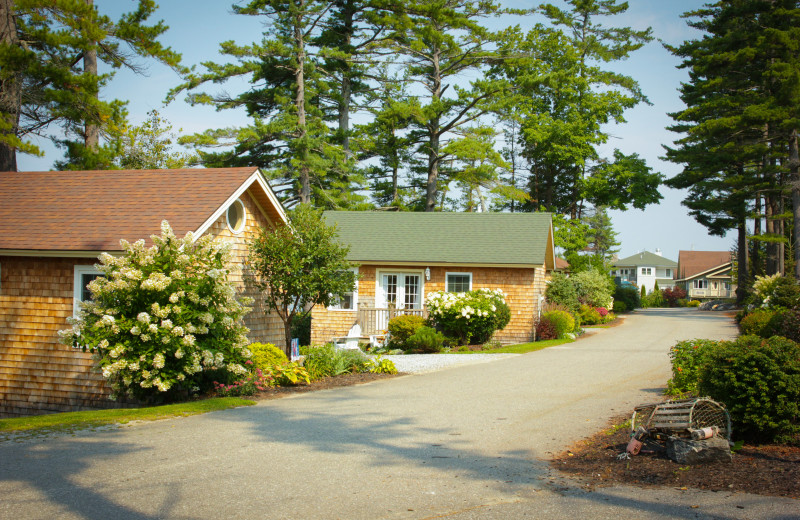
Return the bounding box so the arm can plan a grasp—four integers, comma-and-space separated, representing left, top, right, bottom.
595, 307, 609, 317
535, 317, 558, 341
662, 286, 687, 307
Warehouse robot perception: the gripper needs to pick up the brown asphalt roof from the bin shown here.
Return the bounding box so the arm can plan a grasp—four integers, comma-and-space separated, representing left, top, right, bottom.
677, 250, 732, 279
0, 167, 279, 253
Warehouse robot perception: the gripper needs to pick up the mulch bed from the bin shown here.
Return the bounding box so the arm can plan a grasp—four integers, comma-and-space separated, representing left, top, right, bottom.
249, 371, 400, 400
552, 415, 800, 499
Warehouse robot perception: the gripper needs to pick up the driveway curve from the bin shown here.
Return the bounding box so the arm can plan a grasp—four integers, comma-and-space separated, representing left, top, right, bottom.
1, 308, 795, 519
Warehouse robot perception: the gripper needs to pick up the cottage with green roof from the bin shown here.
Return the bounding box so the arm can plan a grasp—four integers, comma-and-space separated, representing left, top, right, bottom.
611, 249, 677, 294
311, 211, 556, 346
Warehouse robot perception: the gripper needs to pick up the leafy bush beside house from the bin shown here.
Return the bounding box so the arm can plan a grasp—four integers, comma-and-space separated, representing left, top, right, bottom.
542, 310, 574, 339
545, 272, 580, 311
387, 314, 426, 348
58, 221, 254, 402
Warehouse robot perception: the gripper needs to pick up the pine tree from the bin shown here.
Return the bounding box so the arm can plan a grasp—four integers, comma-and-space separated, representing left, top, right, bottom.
174, 0, 372, 208
383, 0, 514, 211
665, 0, 800, 283
0, 0, 183, 171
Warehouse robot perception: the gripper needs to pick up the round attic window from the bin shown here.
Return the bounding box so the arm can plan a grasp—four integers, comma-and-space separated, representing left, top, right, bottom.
226, 199, 246, 234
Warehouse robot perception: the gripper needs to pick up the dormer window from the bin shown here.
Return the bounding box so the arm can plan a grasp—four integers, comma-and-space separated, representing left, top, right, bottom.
226, 198, 246, 234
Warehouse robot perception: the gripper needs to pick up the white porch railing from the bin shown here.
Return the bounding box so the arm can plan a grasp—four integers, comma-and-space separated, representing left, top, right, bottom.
357, 307, 428, 335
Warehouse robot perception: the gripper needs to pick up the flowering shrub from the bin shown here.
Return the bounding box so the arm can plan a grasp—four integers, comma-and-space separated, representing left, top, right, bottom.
596, 307, 609, 317
59, 221, 253, 402
426, 289, 510, 345
214, 363, 273, 397
666, 339, 720, 395
752, 273, 782, 306
578, 304, 602, 325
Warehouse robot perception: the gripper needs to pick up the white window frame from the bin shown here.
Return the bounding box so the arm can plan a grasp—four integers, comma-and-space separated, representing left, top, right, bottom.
226, 198, 247, 235
446, 272, 472, 293
641, 267, 652, 276
665, 268, 672, 277
328, 267, 359, 311
376, 269, 425, 310
73, 265, 104, 316
693, 279, 708, 290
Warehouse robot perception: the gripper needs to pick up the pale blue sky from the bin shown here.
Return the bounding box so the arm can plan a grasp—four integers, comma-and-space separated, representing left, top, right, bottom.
17, 0, 733, 261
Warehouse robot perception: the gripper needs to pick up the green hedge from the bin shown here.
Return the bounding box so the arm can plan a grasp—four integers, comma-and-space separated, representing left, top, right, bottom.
698, 335, 800, 445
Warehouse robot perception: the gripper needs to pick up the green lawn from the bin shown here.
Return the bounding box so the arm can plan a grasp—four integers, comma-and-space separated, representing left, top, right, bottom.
447, 337, 574, 354
0, 397, 255, 437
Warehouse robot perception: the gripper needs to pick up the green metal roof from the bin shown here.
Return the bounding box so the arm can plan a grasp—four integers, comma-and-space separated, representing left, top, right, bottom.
324, 211, 553, 267
614, 250, 678, 268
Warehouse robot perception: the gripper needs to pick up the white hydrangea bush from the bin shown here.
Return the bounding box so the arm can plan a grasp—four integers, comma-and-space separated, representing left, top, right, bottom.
59, 221, 253, 401
425, 288, 511, 345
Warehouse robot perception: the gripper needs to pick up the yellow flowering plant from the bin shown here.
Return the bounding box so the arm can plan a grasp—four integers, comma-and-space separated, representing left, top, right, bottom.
59, 221, 253, 402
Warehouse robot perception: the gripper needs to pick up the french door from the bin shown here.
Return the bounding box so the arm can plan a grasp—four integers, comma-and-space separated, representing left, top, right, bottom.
376, 272, 423, 329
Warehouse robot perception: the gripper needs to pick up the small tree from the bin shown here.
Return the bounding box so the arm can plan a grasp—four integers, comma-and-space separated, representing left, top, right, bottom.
248, 205, 356, 355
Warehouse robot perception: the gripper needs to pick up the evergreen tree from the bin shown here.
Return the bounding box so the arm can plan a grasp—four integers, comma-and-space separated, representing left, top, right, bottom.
508, 0, 656, 218
665, 0, 800, 283
0, 0, 183, 171
384, 0, 515, 211
173, 0, 360, 208
583, 206, 620, 263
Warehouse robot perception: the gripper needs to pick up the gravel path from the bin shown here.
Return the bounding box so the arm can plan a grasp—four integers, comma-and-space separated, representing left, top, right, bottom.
379, 353, 519, 373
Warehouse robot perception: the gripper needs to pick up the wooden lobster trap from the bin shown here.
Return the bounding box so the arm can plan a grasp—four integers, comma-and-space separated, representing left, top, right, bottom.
632, 397, 732, 441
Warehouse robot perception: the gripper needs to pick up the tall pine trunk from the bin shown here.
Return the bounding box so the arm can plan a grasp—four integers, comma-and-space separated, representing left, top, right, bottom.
84, 0, 98, 151
0, 0, 20, 171
294, 5, 311, 205
790, 129, 800, 280
425, 48, 441, 212
736, 216, 749, 305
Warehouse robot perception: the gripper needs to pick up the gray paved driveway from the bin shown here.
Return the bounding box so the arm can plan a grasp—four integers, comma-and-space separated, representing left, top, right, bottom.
1, 308, 796, 519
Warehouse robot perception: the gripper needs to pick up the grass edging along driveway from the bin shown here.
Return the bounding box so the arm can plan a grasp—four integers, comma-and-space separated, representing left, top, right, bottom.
0, 397, 255, 437
448, 337, 575, 354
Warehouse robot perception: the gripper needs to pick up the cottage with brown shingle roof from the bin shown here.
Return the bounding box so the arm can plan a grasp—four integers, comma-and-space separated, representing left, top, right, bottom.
675, 250, 735, 301
0, 167, 288, 417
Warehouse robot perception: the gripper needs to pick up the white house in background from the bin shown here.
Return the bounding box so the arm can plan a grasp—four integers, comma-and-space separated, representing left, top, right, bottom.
611, 249, 677, 294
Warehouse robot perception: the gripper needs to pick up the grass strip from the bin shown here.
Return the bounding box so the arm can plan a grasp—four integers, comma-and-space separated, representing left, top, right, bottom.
0, 397, 255, 435
448, 337, 574, 354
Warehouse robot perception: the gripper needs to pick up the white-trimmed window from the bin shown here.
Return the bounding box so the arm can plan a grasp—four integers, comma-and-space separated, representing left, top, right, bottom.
329, 267, 358, 310
693, 279, 708, 289
73, 265, 104, 316
641, 267, 652, 276
446, 272, 472, 293
226, 198, 247, 234
665, 268, 672, 277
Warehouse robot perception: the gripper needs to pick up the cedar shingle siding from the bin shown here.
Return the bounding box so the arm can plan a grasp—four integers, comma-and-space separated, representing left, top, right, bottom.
0, 168, 288, 417
0, 256, 115, 416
